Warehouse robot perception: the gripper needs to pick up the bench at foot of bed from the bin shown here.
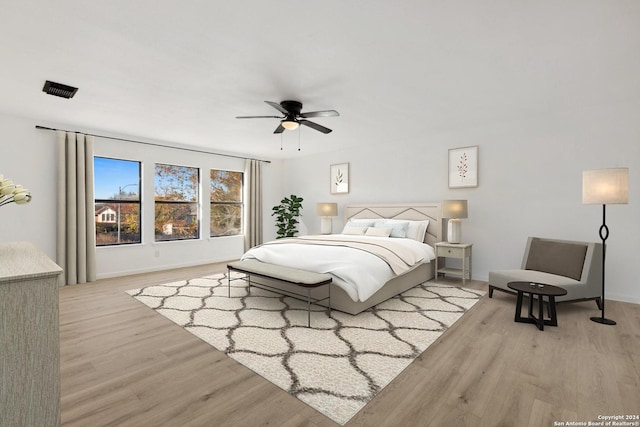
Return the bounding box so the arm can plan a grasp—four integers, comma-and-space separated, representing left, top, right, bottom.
226, 259, 332, 327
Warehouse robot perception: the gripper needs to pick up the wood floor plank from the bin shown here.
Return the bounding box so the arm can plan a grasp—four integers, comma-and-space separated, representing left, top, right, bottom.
59, 264, 640, 426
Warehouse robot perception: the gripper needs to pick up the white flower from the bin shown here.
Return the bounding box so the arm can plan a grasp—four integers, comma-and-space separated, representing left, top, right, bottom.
0, 174, 32, 207
0, 179, 16, 195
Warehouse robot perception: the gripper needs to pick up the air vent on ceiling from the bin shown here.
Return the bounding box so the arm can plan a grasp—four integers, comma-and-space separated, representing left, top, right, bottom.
42, 80, 78, 99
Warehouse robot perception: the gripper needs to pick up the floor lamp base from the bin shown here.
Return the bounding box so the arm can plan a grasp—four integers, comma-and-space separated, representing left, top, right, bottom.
590, 316, 616, 325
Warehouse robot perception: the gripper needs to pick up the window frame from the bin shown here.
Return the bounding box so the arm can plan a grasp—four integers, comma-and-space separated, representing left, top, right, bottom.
209, 169, 244, 238
154, 163, 201, 242
94, 156, 142, 247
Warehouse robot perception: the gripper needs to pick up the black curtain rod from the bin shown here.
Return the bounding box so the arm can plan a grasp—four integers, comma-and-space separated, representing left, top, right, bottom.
35, 125, 271, 164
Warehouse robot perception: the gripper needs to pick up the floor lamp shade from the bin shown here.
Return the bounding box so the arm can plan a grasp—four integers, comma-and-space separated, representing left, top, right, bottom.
582, 167, 629, 326
442, 200, 468, 244
317, 202, 338, 234
582, 168, 629, 204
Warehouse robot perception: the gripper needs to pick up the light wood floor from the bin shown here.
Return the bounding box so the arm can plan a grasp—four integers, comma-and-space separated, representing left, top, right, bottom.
59, 263, 640, 427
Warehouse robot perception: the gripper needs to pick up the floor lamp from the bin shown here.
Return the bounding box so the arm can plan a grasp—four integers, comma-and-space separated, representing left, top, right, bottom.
582, 168, 629, 326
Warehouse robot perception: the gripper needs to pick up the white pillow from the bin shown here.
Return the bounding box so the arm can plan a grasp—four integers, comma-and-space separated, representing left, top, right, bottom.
348, 219, 377, 227
342, 225, 368, 235
407, 220, 430, 242
376, 219, 429, 242
365, 227, 392, 237
374, 220, 409, 238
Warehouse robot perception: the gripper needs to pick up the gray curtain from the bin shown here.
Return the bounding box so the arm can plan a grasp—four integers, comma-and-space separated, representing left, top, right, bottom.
56, 131, 96, 285
244, 159, 263, 251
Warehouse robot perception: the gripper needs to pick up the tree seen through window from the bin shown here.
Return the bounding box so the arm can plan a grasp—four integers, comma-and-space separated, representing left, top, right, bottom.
210, 169, 243, 237
155, 164, 200, 241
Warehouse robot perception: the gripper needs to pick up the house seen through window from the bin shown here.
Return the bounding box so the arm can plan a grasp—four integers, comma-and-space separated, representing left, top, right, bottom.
155, 163, 200, 241
94, 157, 141, 246
210, 169, 243, 237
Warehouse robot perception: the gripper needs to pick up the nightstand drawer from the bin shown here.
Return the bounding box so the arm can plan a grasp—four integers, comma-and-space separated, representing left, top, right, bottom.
439, 246, 464, 258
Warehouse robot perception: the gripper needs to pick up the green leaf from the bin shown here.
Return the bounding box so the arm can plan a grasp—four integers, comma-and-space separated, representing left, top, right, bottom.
272, 194, 304, 238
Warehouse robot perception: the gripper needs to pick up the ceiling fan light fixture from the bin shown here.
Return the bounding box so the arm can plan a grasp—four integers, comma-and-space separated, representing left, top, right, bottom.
237, 100, 337, 135
281, 120, 299, 130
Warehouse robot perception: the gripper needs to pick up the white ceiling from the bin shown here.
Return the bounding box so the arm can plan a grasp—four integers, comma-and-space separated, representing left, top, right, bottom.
1, 1, 638, 159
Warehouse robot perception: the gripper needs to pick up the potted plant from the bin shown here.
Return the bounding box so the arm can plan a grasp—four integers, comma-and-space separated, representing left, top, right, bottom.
271, 195, 303, 239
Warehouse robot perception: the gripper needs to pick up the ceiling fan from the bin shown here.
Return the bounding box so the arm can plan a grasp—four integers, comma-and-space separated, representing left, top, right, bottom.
236, 100, 339, 134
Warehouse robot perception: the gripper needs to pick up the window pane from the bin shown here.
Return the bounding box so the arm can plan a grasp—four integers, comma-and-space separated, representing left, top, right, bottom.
210, 170, 243, 202
95, 203, 141, 246
154, 164, 200, 241
155, 164, 198, 202
94, 157, 140, 200
94, 157, 141, 246
155, 202, 199, 241
210, 204, 242, 236
210, 169, 243, 238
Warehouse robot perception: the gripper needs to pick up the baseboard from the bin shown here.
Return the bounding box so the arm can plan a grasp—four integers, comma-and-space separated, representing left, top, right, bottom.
96, 258, 237, 280
606, 293, 640, 305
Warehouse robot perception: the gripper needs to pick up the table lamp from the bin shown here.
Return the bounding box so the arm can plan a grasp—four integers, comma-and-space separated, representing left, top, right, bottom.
316, 202, 338, 234
442, 200, 468, 244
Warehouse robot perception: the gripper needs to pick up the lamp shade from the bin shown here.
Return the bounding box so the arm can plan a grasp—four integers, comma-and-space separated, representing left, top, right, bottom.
441, 200, 468, 219
281, 120, 299, 130
582, 168, 629, 205
316, 202, 338, 217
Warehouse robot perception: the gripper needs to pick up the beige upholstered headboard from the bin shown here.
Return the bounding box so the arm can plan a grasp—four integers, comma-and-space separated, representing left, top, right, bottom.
344, 203, 444, 247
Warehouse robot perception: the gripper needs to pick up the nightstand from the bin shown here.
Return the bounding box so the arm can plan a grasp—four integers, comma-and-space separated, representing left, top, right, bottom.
434, 242, 472, 284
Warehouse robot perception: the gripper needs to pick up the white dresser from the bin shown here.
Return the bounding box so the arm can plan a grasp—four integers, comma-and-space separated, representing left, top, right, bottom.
1, 242, 63, 427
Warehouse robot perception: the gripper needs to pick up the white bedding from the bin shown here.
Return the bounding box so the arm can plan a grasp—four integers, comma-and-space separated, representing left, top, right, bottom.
241, 234, 436, 302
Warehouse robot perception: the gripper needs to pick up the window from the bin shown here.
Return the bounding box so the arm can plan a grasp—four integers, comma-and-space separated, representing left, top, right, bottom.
94, 157, 141, 246
210, 169, 243, 237
155, 163, 199, 241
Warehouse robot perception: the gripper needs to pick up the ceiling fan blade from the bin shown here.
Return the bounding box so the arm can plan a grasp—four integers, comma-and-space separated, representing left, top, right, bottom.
236, 115, 282, 119
273, 124, 285, 134
299, 110, 340, 118
300, 119, 332, 134
265, 101, 289, 115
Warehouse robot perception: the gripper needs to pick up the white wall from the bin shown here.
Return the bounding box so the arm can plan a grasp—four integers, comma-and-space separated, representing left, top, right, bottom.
280, 102, 640, 303
0, 112, 283, 279
2, 102, 638, 303
1, 114, 58, 257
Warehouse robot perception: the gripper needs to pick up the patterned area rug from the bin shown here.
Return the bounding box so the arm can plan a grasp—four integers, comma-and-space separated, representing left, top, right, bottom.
126, 272, 484, 425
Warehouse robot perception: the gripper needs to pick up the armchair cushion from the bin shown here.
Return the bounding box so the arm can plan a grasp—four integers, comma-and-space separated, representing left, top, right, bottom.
525, 238, 587, 281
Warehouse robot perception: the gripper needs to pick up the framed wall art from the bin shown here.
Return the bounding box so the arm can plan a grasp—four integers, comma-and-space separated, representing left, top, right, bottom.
330, 163, 349, 194
448, 146, 478, 188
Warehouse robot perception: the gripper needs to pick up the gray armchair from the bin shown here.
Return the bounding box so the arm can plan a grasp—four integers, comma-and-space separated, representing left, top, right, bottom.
488, 237, 602, 306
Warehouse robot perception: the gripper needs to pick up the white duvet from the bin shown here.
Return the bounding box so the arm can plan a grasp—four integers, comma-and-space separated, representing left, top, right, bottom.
241, 235, 436, 302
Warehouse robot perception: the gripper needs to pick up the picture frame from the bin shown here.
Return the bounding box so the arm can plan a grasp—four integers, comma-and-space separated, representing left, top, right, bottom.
448, 146, 478, 188
330, 163, 349, 194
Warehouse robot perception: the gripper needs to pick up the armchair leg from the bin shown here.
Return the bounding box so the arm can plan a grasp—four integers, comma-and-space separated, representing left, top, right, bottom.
595, 297, 603, 310
488, 286, 494, 298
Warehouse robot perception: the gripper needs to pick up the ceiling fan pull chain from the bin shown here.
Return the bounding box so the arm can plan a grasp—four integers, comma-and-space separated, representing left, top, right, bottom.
298, 126, 301, 151
280, 132, 283, 151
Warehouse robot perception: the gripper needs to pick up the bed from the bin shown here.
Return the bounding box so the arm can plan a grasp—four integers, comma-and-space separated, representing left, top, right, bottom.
239, 203, 444, 315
